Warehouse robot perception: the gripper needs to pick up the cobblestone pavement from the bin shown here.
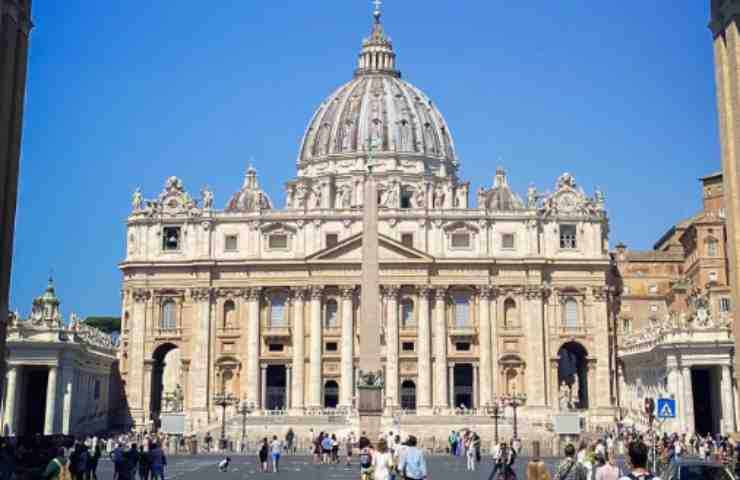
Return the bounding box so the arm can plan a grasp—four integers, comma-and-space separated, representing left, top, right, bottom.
97, 454, 585, 479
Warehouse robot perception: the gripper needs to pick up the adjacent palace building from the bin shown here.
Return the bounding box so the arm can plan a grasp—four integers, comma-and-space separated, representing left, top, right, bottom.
119, 8, 617, 441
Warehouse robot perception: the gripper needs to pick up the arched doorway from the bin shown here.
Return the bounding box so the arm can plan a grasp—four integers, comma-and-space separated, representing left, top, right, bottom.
401, 380, 416, 410
324, 380, 339, 408
558, 342, 589, 409
151, 343, 182, 427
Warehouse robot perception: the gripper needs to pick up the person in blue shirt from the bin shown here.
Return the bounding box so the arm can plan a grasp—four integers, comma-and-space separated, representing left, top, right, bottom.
398, 436, 426, 480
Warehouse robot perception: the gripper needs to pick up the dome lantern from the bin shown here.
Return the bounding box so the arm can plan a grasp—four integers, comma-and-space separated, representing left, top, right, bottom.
355, 1, 400, 78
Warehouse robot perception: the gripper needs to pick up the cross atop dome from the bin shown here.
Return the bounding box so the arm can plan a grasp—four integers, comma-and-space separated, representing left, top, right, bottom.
355, 0, 400, 78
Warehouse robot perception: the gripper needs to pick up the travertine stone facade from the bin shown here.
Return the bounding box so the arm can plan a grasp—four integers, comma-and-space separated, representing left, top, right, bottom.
710, 0, 740, 411
615, 173, 737, 434
119, 9, 617, 435
1, 280, 119, 436
0, 0, 32, 405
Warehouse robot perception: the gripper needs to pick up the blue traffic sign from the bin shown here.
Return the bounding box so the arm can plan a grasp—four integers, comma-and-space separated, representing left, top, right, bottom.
657, 398, 676, 418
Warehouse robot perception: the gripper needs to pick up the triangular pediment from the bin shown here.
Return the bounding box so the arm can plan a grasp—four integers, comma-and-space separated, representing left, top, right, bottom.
306, 233, 434, 264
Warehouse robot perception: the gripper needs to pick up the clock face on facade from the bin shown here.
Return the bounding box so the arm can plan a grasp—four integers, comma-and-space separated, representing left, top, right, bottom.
558, 192, 577, 212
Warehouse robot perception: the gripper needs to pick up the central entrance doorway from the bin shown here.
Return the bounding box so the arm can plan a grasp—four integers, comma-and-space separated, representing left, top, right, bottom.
692, 367, 721, 435
265, 365, 287, 410
453, 364, 474, 409
22, 368, 48, 435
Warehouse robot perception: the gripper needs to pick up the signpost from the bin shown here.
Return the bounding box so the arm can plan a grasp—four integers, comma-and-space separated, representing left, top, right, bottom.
657, 398, 676, 419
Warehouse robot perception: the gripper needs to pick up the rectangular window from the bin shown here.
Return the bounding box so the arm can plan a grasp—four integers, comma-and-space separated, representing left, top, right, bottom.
163, 226, 181, 251
326, 234, 339, 248
225, 235, 238, 252
402, 342, 415, 352
560, 225, 577, 249
502, 233, 515, 250
709, 271, 718, 283
401, 233, 414, 248
270, 295, 287, 328
268, 344, 284, 352
456, 342, 471, 351
325, 342, 338, 352
622, 318, 632, 333
707, 240, 718, 256
94, 379, 101, 400
269, 234, 288, 249
401, 192, 412, 209
453, 293, 470, 327
451, 232, 471, 248
720, 298, 731, 313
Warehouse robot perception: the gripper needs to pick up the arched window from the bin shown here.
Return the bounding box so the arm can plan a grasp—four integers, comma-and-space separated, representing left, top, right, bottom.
707, 239, 718, 257
324, 380, 339, 408
270, 294, 287, 328
453, 292, 470, 327
161, 300, 177, 330
223, 300, 236, 328
401, 299, 415, 328
401, 380, 417, 410
564, 298, 578, 328
325, 299, 338, 329
503, 298, 517, 328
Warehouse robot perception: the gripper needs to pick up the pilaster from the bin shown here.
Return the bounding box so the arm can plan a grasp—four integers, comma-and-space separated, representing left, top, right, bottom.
309, 286, 323, 407
189, 287, 213, 428
339, 286, 355, 407
245, 287, 261, 408
291, 288, 307, 412
384, 285, 400, 408
434, 288, 449, 409
416, 286, 432, 413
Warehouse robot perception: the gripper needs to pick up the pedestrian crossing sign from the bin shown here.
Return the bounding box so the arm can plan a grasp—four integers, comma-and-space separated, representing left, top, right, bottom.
657, 398, 676, 418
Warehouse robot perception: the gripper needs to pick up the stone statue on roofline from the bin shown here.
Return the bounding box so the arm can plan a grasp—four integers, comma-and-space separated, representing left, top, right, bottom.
132, 188, 143, 212
201, 187, 214, 210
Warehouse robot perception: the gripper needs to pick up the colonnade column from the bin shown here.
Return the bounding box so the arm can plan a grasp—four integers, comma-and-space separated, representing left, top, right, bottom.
478, 287, 492, 407
434, 288, 449, 409
448, 363, 455, 408
416, 287, 432, 413
385, 286, 400, 407
721, 365, 736, 433
291, 289, 306, 411
44, 366, 58, 434
309, 286, 323, 408
682, 367, 695, 433
260, 365, 267, 409
245, 288, 261, 408
525, 287, 546, 406
286, 366, 292, 409
3, 365, 18, 434
339, 287, 355, 407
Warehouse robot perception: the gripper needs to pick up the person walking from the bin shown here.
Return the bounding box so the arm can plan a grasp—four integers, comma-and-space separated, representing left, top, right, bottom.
258, 438, 269, 473
594, 453, 620, 480
488, 443, 516, 480
465, 435, 476, 472
88, 443, 102, 480
43, 447, 72, 480
285, 429, 295, 455
372, 439, 394, 480
137, 445, 150, 480
345, 433, 355, 466
148, 442, 167, 480
359, 437, 374, 480
398, 436, 426, 480
271, 435, 282, 473
526, 442, 550, 480
553, 444, 587, 480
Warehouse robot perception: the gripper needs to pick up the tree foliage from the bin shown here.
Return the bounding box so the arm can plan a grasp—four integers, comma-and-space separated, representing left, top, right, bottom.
84, 316, 121, 334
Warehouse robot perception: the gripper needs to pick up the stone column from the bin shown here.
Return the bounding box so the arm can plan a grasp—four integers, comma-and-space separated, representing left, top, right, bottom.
309, 286, 323, 408
478, 288, 492, 407
448, 363, 455, 408
591, 288, 612, 409
245, 288, 261, 408
525, 288, 546, 406
340, 287, 355, 407
490, 291, 499, 397
721, 365, 736, 433
291, 288, 306, 411
260, 365, 267, 409
3, 365, 17, 434
416, 287, 432, 412
129, 289, 150, 425
434, 288, 449, 408
385, 286, 400, 407
189, 288, 212, 426
682, 367, 695, 432
44, 366, 58, 434
286, 366, 292, 409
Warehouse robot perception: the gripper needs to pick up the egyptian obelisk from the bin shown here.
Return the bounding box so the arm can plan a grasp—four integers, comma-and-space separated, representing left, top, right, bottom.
358, 145, 383, 439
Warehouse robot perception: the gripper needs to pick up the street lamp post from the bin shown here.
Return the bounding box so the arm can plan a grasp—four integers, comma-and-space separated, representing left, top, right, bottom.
505, 394, 526, 441
213, 391, 236, 451
484, 400, 503, 452
236, 400, 255, 453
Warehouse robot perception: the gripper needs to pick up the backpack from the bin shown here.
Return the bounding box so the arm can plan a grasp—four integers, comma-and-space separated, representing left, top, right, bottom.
55, 458, 72, 480
359, 448, 372, 468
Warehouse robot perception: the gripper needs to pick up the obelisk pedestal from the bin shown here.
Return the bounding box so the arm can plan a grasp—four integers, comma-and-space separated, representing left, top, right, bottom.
358, 172, 383, 440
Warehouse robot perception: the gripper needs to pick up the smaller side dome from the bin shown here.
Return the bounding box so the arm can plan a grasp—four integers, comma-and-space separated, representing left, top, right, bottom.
226, 166, 273, 212
478, 167, 524, 210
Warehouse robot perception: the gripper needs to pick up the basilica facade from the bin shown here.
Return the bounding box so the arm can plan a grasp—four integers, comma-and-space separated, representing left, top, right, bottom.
119, 9, 616, 440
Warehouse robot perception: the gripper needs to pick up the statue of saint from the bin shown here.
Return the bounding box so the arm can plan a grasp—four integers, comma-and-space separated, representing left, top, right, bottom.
201, 187, 214, 210
559, 381, 571, 411
477, 187, 487, 209
527, 185, 538, 209
132, 188, 143, 212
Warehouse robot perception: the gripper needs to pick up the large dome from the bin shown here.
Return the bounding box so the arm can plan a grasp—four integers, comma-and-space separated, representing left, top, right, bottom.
296, 9, 457, 179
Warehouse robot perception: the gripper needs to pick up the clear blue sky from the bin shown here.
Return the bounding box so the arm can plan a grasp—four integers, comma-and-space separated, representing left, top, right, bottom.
11, 1, 719, 318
